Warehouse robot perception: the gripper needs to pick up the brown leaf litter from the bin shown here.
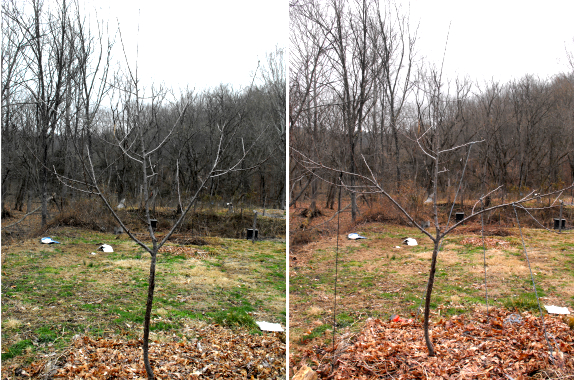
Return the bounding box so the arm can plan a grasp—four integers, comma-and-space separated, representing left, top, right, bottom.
6, 325, 285, 379
460, 236, 511, 249
293, 308, 573, 379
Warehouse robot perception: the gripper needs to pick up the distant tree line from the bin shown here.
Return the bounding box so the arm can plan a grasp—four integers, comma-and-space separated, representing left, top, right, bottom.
1, 0, 286, 226
289, 0, 574, 219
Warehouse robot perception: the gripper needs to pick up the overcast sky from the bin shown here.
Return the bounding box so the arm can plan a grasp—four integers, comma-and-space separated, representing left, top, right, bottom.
406, 0, 574, 87
86, 1, 572, 94
86, 0, 287, 93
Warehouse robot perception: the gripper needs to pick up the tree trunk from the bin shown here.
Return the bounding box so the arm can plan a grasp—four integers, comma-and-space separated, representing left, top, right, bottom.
349, 169, 357, 221
14, 178, 26, 211
41, 143, 48, 227
143, 251, 157, 379
423, 241, 440, 356
309, 178, 318, 212
390, 107, 401, 189
325, 182, 335, 209
349, 132, 357, 222
27, 187, 33, 214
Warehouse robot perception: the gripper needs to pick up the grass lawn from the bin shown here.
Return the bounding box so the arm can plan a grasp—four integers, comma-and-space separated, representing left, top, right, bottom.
289, 222, 573, 354
1, 227, 286, 371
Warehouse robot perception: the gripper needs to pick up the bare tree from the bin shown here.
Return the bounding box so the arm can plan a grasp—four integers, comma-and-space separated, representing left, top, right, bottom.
291, 0, 377, 221
289, 0, 328, 209
261, 47, 287, 208
509, 75, 554, 190
2, 0, 82, 226
293, 60, 574, 358
1, 0, 27, 213
55, 32, 268, 376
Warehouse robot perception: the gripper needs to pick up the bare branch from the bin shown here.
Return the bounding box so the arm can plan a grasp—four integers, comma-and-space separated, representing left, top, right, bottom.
437, 139, 485, 155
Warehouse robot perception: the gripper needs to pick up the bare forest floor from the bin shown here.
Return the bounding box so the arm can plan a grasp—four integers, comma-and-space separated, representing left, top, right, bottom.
289, 200, 574, 379
1, 202, 286, 379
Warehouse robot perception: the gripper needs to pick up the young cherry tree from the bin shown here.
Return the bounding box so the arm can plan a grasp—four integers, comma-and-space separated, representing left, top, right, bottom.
55, 37, 268, 380
292, 62, 573, 358
294, 142, 572, 357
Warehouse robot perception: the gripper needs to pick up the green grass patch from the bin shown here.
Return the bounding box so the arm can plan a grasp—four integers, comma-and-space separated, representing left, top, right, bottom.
342, 260, 363, 267
150, 321, 181, 331
169, 309, 204, 320
336, 313, 354, 327
158, 254, 187, 264
35, 326, 57, 343
298, 324, 331, 344
111, 307, 145, 324
501, 292, 544, 312
209, 307, 257, 329
2, 340, 34, 360
81, 303, 100, 311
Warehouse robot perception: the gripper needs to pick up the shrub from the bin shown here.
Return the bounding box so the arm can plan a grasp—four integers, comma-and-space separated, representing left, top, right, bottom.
46, 198, 117, 232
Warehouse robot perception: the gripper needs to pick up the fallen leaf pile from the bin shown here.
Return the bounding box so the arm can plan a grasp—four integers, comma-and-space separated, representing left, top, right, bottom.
16, 325, 285, 379
295, 308, 573, 379
460, 236, 510, 248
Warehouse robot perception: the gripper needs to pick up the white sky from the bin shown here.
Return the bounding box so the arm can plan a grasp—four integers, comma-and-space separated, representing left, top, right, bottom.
72, 1, 575, 94
405, 0, 574, 87
85, 0, 287, 93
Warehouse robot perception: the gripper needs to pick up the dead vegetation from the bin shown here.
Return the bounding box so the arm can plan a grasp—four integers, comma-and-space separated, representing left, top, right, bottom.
295, 308, 573, 379
1, 198, 285, 246
18, 326, 285, 379
289, 200, 573, 379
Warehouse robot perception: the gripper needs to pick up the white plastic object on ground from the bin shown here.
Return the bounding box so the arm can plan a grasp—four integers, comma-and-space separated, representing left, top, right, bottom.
403, 237, 418, 246
348, 233, 366, 240
544, 305, 570, 314
256, 321, 284, 332
98, 244, 114, 253
41, 237, 60, 244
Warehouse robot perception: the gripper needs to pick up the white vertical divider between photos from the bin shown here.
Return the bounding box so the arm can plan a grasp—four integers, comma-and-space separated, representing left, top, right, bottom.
285, 38, 291, 365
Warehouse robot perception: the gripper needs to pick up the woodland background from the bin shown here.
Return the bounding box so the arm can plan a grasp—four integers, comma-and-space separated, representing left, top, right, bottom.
1, 0, 286, 230
289, 0, 574, 220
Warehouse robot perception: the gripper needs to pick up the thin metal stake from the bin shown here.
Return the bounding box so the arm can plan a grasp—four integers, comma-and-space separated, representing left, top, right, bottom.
558, 200, 563, 233
332, 173, 342, 369
480, 199, 489, 316
513, 205, 555, 365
